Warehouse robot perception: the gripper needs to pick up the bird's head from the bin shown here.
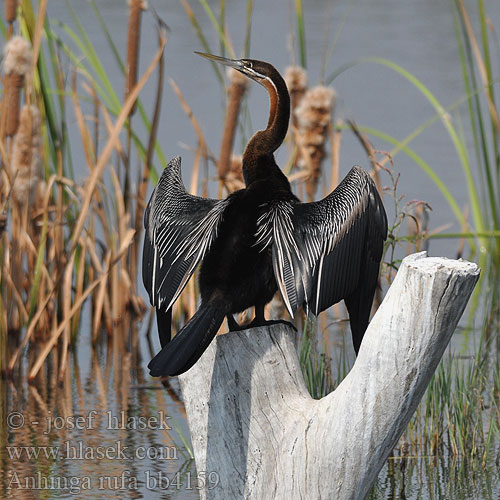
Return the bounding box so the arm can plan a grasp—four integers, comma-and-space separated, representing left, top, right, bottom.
195, 51, 276, 86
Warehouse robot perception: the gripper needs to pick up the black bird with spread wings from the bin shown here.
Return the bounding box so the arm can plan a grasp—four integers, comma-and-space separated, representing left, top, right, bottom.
143, 53, 387, 377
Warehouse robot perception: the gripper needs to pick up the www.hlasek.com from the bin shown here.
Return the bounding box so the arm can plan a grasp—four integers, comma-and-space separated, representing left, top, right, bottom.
7, 439, 178, 461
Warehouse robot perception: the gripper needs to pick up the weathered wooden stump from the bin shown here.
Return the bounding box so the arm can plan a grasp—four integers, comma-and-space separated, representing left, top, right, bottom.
179, 252, 479, 499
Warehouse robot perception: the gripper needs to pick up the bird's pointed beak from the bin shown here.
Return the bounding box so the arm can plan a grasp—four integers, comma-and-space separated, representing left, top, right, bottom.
194, 51, 244, 71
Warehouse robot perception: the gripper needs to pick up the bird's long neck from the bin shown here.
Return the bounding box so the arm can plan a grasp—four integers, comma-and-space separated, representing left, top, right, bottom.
242, 71, 290, 186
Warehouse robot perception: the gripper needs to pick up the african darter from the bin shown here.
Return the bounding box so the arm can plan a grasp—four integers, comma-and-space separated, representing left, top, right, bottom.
142, 53, 387, 376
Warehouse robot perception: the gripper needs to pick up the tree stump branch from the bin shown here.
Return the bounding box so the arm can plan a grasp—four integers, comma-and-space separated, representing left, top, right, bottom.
179, 252, 480, 499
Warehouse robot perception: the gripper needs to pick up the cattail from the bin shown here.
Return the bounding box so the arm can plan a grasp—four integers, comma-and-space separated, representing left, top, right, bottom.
218, 68, 249, 181
295, 86, 335, 201
125, 0, 147, 115
284, 65, 307, 130
3, 36, 32, 137
224, 154, 245, 193
5, 0, 18, 24
11, 105, 42, 206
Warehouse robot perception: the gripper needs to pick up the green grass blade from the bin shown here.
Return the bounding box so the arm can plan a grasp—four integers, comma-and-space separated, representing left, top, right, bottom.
219, 0, 226, 57
294, 0, 306, 68
0, 16, 6, 37
244, 0, 253, 58
478, 0, 499, 173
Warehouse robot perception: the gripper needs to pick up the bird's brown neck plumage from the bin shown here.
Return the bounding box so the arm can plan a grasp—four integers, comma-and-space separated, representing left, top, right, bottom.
242, 67, 290, 187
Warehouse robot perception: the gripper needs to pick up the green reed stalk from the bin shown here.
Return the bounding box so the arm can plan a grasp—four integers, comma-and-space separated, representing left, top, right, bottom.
294, 0, 306, 68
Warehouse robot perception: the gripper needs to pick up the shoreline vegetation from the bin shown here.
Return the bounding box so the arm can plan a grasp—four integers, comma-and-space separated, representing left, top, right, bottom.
0, 0, 499, 498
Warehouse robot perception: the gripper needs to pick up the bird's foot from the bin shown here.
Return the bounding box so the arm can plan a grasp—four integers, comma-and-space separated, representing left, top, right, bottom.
227, 314, 297, 332
246, 318, 297, 331
227, 314, 245, 332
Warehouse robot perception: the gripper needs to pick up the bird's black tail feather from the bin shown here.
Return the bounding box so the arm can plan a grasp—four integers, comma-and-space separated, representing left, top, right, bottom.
148, 302, 226, 377
156, 308, 172, 348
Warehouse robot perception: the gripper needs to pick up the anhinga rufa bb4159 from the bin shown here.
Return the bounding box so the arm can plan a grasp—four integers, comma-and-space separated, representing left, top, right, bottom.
142, 53, 387, 377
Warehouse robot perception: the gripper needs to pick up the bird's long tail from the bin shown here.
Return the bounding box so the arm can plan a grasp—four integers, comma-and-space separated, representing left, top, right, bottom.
148, 302, 226, 377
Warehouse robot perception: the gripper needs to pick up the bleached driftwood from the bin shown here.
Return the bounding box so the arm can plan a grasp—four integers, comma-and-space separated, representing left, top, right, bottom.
178, 253, 479, 500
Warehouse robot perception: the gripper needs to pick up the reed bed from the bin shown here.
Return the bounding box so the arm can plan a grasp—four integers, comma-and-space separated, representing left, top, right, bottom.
0, 0, 167, 383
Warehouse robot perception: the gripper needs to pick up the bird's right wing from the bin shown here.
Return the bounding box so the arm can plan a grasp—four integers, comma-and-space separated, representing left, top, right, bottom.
142, 157, 228, 344
262, 166, 387, 321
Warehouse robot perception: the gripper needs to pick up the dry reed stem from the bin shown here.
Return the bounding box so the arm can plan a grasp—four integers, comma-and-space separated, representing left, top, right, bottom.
3, 268, 29, 323
90, 249, 111, 341
59, 252, 76, 383
287, 168, 310, 183
110, 167, 128, 246
110, 166, 130, 322
406, 204, 427, 254
100, 105, 130, 174
329, 119, 342, 191
92, 83, 100, 156
190, 147, 201, 195
218, 68, 249, 181
347, 120, 383, 196
28, 0, 47, 81
125, 0, 147, 115
73, 240, 87, 336
72, 74, 96, 167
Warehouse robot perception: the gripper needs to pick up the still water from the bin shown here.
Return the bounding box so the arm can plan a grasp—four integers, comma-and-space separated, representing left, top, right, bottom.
1, 0, 499, 498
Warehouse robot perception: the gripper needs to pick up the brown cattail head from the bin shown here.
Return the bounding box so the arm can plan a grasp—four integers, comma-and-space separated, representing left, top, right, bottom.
5, 0, 18, 24
224, 154, 245, 193
3, 35, 31, 75
284, 65, 307, 129
3, 36, 32, 137
295, 86, 336, 201
218, 68, 249, 181
11, 105, 42, 207
125, 0, 147, 115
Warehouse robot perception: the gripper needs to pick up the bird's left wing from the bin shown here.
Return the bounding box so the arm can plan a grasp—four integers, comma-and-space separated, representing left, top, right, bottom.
263, 166, 387, 322
142, 157, 228, 345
